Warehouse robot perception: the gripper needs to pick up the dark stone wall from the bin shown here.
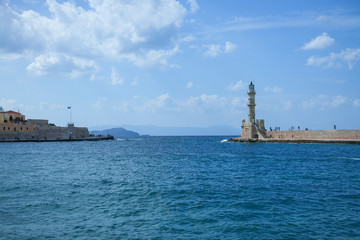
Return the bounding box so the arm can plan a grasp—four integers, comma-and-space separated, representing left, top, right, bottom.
0, 125, 89, 141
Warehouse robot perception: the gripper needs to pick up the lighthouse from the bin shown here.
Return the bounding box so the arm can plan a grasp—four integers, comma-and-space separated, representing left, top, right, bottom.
241, 82, 266, 139
248, 81, 256, 124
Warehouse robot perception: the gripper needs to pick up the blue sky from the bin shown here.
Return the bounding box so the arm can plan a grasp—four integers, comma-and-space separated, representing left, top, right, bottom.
1, 0, 359, 130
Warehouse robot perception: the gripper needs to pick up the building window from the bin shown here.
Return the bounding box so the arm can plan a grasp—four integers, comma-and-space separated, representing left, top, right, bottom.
14, 127, 16, 131
21, 127, 23, 131
27, 127, 29, 130
3, 127, 5, 130
8, 127, 10, 130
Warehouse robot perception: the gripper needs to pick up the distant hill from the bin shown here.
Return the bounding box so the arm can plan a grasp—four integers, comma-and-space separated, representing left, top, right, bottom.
90, 125, 242, 136
90, 127, 139, 137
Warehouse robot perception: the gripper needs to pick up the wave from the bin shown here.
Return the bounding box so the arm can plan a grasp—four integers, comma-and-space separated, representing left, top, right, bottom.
116, 138, 143, 141
336, 157, 360, 161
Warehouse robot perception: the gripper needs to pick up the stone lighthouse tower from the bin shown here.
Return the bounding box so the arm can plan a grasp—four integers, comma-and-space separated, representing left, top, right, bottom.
241, 82, 266, 139
248, 81, 256, 124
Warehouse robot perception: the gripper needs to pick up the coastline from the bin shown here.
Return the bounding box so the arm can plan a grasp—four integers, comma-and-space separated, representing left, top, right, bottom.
0, 135, 114, 143
228, 137, 360, 145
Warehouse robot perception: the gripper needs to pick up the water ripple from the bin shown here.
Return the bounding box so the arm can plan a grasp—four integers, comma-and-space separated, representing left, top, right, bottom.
0, 137, 359, 239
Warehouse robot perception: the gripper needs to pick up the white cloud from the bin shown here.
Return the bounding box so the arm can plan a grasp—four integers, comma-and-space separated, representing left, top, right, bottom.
0, 98, 17, 110
180, 35, 196, 42
331, 95, 347, 107
302, 99, 316, 110
307, 48, 360, 69
186, 94, 217, 106
39, 102, 65, 111
125, 45, 179, 68
281, 101, 293, 111
0, 98, 65, 112
302, 32, 335, 50
187, 0, 199, 13
0, 0, 190, 72
131, 77, 139, 86
222, 12, 360, 32
264, 86, 283, 93
187, 82, 193, 88
353, 99, 360, 108
26, 53, 97, 77
302, 95, 347, 110
260, 100, 292, 112
140, 93, 171, 112
231, 97, 247, 107
109, 68, 124, 85
182, 94, 228, 112
224, 41, 237, 53
203, 41, 237, 57
91, 93, 248, 115
93, 97, 108, 111
93, 97, 129, 112
0, 98, 36, 111
90, 74, 96, 82
203, 44, 222, 57
228, 80, 247, 91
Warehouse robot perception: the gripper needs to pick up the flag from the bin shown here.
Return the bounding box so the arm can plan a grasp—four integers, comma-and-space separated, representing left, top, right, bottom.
67, 106, 71, 109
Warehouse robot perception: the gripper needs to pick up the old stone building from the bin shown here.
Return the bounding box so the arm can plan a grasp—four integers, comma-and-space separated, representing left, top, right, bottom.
0, 108, 89, 141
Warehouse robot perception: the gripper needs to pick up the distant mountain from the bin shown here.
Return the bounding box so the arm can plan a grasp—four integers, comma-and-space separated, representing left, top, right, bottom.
90, 127, 140, 137
90, 125, 242, 136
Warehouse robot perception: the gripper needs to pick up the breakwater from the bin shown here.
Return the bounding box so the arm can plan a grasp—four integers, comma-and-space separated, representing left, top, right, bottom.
265, 129, 360, 140
233, 129, 360, 144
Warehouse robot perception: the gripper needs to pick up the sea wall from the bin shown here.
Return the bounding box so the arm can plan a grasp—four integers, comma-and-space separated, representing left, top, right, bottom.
0, 124, 89, 141
265, 129, 360, 140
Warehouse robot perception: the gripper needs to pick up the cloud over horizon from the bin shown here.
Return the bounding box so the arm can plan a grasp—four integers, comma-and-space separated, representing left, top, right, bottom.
0, 0, 194, 74
302, 94, 348, 110
307, 48, 360, 69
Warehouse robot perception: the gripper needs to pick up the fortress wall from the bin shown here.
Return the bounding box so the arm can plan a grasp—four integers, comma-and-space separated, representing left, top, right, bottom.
36, 126, 89, 140
36, 126, 70, 140
266, 130, 360, 140
0, 131, 37, 141
0, 125, 89, 141
27, 119, 49, 126
70, 127, 89, 139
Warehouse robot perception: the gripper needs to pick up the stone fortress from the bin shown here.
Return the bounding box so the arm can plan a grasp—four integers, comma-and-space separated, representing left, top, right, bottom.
0, 107, 92, 141
230, 82, 360, 144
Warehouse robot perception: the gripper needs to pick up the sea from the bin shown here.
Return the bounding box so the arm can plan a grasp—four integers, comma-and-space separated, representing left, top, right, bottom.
1, 136, 359, 239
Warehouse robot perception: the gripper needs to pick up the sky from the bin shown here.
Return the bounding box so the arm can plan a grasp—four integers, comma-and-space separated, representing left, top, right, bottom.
0, 0, 360, 131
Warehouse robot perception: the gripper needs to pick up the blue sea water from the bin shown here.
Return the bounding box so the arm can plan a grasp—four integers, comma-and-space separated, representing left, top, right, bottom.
1, 136, 360, 239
